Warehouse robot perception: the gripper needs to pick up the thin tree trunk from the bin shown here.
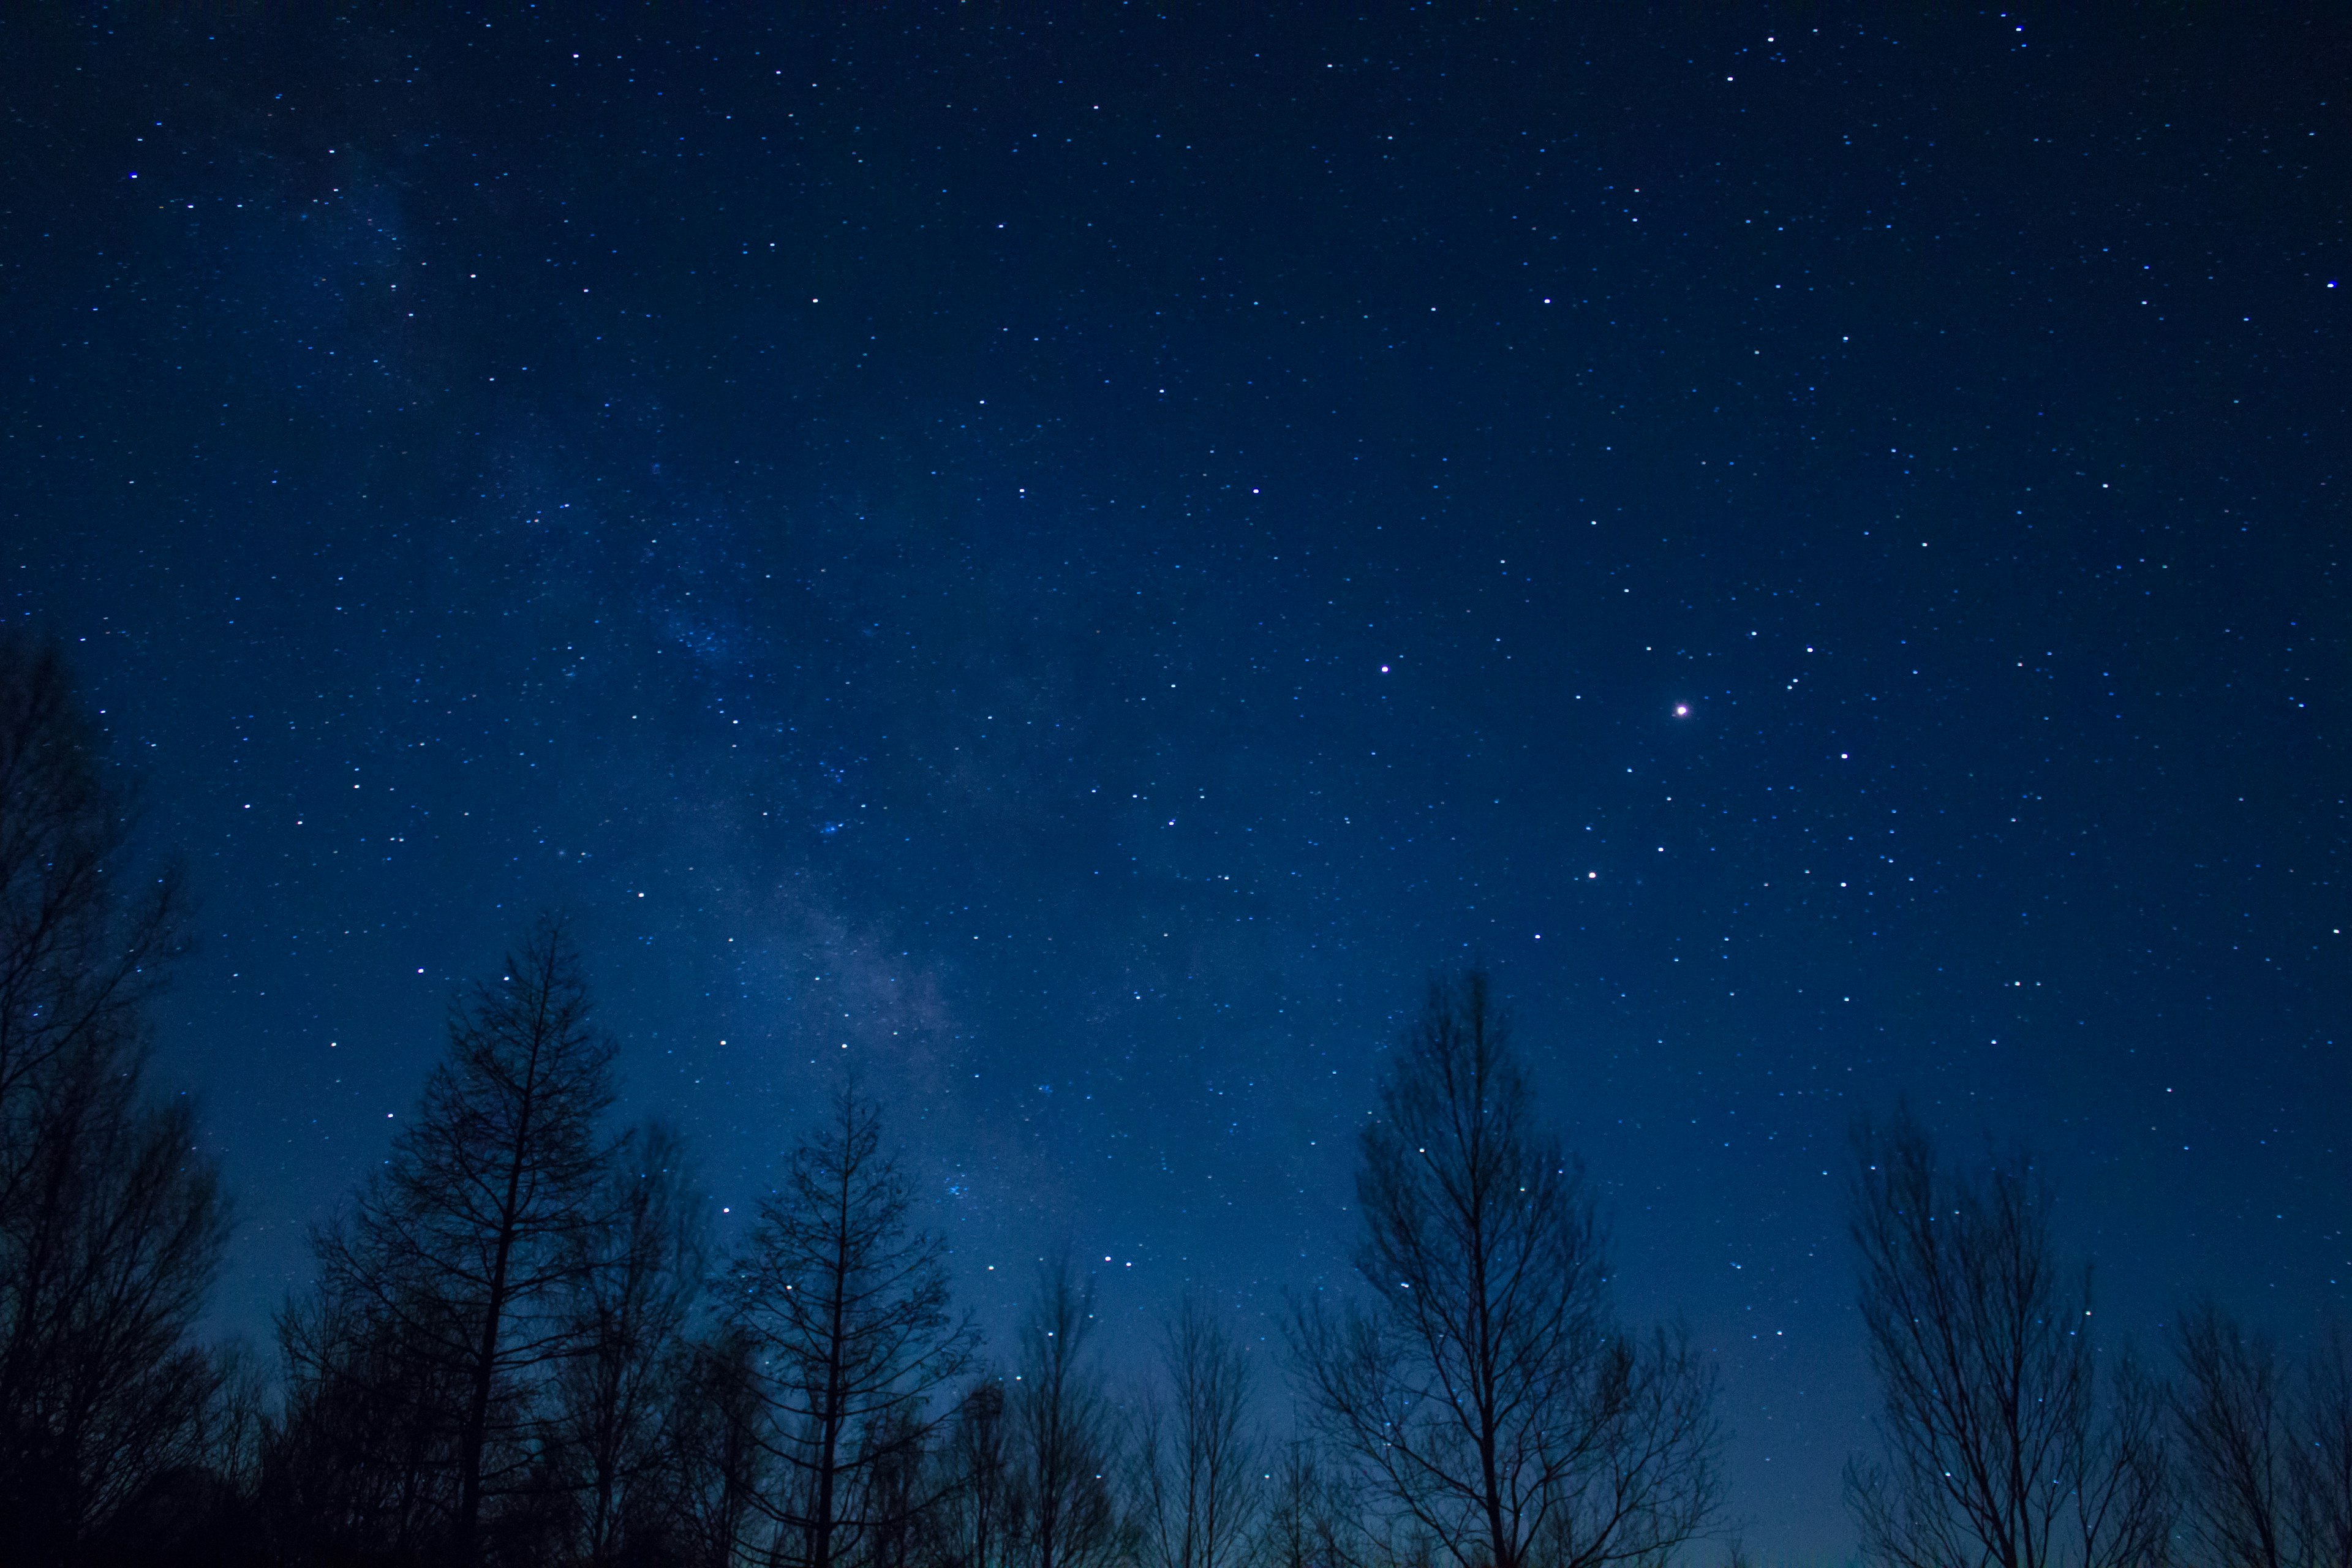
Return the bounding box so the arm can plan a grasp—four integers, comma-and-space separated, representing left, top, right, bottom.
588, 1357, 619, 1564
455, 1005, 546, 1566
813, 1158, 852, 1568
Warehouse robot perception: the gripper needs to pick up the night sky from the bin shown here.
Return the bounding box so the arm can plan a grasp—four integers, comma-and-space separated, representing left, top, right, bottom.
4, 8, 2346, 1558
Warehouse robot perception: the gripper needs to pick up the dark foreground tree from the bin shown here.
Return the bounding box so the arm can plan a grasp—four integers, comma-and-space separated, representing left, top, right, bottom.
2308, 1333, 2352, 1568
724, 1081, 978, 1568
271, 1270, 473, 1559
1133, 1294, 1261, 1568
306, 916, 619, 1566
1845, 1110, 2168, 1568
2171, 1304, 2352, 1568
554, 1118, 710, 1565
655, 1324, 775, 1568
1291, 971, 1720, 1568
2174, 1303, 2293, 1568
0, 636, 228, 1564
1009, 1254, 1125, 1568
924, 1373, 1016, 1568
1261, 1439, 1367, 1568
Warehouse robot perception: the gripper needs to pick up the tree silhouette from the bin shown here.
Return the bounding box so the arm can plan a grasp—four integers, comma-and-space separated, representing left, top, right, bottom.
1290, 970, 1720, 1568
0, 635, 227, 1564
1009, 1253, 1125, 1568
2174, 1302, 2291, 1568
1260, 1439, 1365, 1568
2305, 1332, 2352, 1568
657, 1324, 775, 1568
312, 915, 619, 1567
925, 1374, 1016, 1568
1133, 1294, 1261, 1568
1845, 1110, 2168, 1568
271, 1269, 469, 1561
554, 1117, 710, 1565
723, 1081, 978, 1568
2171, 1304, 2352, 1568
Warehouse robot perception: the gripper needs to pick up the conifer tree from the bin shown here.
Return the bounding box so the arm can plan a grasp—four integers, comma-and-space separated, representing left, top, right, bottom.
725, 1082, 978, 1568
1291, 971, 1719, 1568
313, 916, 618, 1567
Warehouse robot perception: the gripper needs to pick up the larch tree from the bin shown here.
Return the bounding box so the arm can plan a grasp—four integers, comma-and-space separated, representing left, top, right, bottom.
313, 915, 619, 1567
556, 1117, 710, 1566
1290, 970, 1721, 1568
725, 1080, 978, 1568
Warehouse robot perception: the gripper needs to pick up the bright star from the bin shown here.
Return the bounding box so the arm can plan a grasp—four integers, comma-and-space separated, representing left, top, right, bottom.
1674, 704, 1691, 717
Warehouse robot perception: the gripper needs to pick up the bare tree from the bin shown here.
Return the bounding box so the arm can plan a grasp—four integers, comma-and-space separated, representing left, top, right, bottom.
654, 1324, 777, 1568
2174, 1303, 2290, 1568
270, 1262, 470, 1558
0, 637, 186, 1201
556, 1117, 710, 1565
2173, 1306, 2352, 1568
723, 1081, 978, 1568
0, 636, 228, 1562
927, 1374, 1017, 1568
861, 1402, 935, 1568
314, 915, 619, 1567
1260, 1439, 1365, 1568
2301, 1330, 2352, 1568
1011, 1253, 1127, 1568
0, 1086, 228, 1558
1290, 971, 1721, 1568
1845, 1110, 2168, 1568
1134, 1294, 1262, 1568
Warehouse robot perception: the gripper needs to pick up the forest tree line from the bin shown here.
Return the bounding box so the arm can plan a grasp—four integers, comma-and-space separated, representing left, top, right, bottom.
2, 633, 2346, 1568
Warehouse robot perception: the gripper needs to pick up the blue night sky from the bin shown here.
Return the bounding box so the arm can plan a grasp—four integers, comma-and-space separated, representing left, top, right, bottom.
4, 9, 2345, 1558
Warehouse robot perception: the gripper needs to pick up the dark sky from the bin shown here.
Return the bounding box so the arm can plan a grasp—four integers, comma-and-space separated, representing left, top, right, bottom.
4, 7, 2346, 1558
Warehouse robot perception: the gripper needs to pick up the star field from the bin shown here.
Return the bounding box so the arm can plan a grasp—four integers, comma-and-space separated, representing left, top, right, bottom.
3, 9, 2345, 1558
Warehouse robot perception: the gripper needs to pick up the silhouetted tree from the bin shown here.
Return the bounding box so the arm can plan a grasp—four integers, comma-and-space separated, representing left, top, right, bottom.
2175, 1303, 2291, 1568
2305, 1331, 2352, 1568
2172, 1305, 2352, 1568
1845, 1110, 2168, 1568
198, 1336, 273, 1510
554, 1118, 710, 1565
1290, 970, 1721, 1568
862, 1403, 935, 1568
652, 1324, 776, 1568
723, 1082, 978, 1568
1259, 1440, 1363, 1568
1010, 1253, 1126, 1568
0, 635, 228, 1564
1133, 1294, 1261, 1568
925, 1374, 1016, 1568
272, 1238, 472, 1559
311, 916, 619, 1567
